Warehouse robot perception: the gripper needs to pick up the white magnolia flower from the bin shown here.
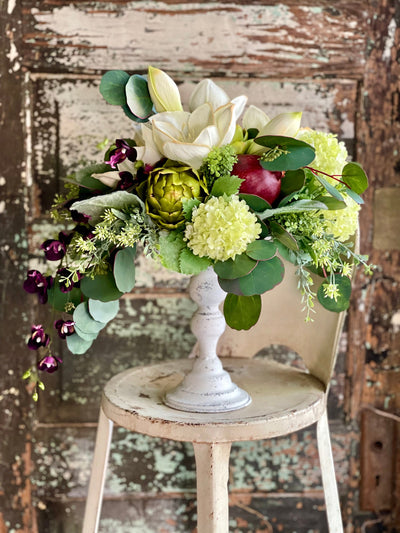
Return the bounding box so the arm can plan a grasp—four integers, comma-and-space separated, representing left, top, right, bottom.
147, 66, 183, 113
189, 78, 247, 121
151, 101, 240, 169
242, 106, 303, 154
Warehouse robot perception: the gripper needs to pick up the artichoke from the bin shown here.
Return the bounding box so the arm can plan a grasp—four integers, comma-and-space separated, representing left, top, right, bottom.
142, 164, 207, 229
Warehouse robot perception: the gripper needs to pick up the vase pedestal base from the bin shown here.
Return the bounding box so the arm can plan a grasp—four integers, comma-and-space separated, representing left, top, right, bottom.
164, 361, 251, 413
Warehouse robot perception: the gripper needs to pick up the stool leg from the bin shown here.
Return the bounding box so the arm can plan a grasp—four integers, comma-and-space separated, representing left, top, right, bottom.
317, 410, 344, 533
193, 441, 232, 533
82, 406, 114, 533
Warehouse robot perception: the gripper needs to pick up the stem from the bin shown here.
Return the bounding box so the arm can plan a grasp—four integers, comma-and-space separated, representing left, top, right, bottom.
305, 166, 349, 188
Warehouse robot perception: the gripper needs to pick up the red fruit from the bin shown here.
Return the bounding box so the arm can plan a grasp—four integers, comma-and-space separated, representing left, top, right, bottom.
233, 154, 283, 205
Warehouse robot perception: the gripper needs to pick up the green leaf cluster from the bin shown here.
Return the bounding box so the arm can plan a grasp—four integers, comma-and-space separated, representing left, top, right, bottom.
214, 239, 285, 330
100, 70, 154, 123
158, 230, 211, 275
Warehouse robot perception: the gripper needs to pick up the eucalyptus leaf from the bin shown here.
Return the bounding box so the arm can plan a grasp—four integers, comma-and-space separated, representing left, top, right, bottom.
211, 175, 243, 197
239, 256, 284, 296
66, 333, 94, 355
73, 302, 107, 334
214, 254, 257, 280
125, 74, 154, 120
223, 294, 262, 330
342, 162, 368, 194
218, 277, 243, 296
317, 275, 352, 312
71, 191, 145, 224
100, 70, 130, 106
316, 196, 347, 210
47, 282, 83, 313
280, 169, 305, 195
73, 324, 99, 342
122, 103, 148, 123
246, 239, 277, 260
269, 221, 299, 251
255, 136, 315, 171
114, 246, 136, 293
88, 299, 120, 323
345, 187, 364, 204
258, 199, 328, 220
314, 174, 345, 202
81, 271, 124, 302
239, 193, 271, 212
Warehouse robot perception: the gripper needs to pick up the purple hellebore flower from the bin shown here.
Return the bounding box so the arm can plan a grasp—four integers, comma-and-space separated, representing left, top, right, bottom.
37, 354, 63, 373
23, 270, 53, 304
57, 268, 82, 293
40, 231, 72, 261
117, 171, 135, 190
54, 319, 75, 339
70, 209, 91, 224
106, 140, 137, 169
27, 325, 50, 350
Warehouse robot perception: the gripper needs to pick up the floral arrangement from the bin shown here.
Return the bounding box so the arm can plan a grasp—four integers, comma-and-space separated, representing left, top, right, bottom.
23, 66, 371, 399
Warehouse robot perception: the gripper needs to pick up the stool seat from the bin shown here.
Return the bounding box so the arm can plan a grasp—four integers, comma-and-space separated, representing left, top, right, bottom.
102, 358, 326, 443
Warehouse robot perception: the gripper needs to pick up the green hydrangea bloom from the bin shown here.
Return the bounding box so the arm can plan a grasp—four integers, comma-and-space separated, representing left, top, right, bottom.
297, 128, 359, 242
185, 195, 261, 261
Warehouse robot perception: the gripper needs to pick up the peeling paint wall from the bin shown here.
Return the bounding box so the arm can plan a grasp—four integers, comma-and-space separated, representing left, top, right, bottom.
1, 1, 399, 532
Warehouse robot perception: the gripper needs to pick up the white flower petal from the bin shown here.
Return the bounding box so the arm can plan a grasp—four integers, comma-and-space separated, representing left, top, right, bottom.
193, 124, 220, 148
214, 103, 236, 146
231, 95, 248, 121
260, 112, 302, 137
92, 171, 121, 188
187, 103, 214, 140
242, 105, 270, 132
162, 141, 211, 169
148, 66, 183, 113
189, 79, 230, 111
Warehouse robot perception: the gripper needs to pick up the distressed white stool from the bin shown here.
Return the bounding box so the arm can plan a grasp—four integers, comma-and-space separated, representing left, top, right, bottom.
83, 259, 349, 533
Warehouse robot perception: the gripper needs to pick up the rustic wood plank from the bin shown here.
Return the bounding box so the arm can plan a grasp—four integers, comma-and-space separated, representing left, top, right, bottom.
345, 0, 400, 529
0, 1, 40, 532
21, 2, 368, 78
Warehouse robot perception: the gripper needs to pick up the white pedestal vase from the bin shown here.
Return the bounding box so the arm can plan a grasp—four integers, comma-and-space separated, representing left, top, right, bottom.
164, 267, 251, 413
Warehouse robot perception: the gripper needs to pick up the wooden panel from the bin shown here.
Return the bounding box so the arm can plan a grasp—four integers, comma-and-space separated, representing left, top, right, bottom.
0, 1, 37, 531
21, 2, 368, 78
32, 424, 352, 501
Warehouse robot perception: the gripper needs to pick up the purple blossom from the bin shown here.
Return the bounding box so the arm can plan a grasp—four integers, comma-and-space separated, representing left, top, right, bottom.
117, 171, 135, 190
57, 268, 82, 293
54, 319, 75, 339
41, 231, 72, 261
27, 325, 50, 350
71, 210, 91, 224
106, 139, 137, 169
37, 355, 62, 373
23, 270, 53, 304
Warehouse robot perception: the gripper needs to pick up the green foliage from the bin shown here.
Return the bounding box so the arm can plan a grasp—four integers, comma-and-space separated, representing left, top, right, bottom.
100, 70, 130, 105
223, 294, 262, 330
200, 145, 238, 187
81, 271, 124, 302
113, 246, 136, 292
256, 136, 315, 171
125, 74, 154, 120
210, 175, 243, 197
317, 274, 352, 312
214, 254, 256, 280
88, 299, 120, 323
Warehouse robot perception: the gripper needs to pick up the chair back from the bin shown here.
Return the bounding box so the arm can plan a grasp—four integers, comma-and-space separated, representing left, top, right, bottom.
218, 229, 359, 388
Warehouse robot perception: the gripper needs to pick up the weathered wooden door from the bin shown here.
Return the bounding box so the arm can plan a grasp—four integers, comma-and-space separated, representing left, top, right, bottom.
1, 1, 399, 532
